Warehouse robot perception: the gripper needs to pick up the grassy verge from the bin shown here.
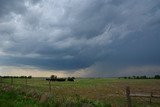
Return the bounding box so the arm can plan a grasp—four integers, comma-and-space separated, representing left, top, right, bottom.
0, 84, 112, 107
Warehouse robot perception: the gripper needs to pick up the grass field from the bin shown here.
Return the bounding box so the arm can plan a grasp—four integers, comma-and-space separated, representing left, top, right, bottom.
0, 78, 160, 107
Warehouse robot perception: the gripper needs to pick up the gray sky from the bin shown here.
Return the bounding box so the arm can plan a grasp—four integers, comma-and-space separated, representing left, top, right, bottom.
0, 0, 160, 77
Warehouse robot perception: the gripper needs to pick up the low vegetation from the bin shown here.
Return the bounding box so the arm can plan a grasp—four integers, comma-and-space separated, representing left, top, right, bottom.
119, 75, 160, 79
0, 75, 32, 79
46, 75, 75, 82
0, 76, 160, 107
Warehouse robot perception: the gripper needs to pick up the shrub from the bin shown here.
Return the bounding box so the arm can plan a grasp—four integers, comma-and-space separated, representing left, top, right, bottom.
67, 77, 74, 81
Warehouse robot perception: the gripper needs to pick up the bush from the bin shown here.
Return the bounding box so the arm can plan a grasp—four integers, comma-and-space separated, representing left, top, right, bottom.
67, 77, 75, 81
28, 76, 32, 79
154, 75, 160, 79
50, 75, 57, 81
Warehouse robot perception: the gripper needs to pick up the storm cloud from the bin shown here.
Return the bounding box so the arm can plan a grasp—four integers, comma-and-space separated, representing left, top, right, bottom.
0, 0, 160, 76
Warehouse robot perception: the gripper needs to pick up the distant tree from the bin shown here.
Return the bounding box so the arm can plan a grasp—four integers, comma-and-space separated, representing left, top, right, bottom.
13, 76, 18, 78
57, 78, 66, 81
128, 76, 131, 79
154, 75, 160, 79
20, 76, 27, 78
136, 76, 140, 79
139, 75, 146, 79
2, 76, 10, 78
50, 75, 57, 81
28, 75, 32, 79
71, 77, 75, 79
133, 76, 136, 79
67, 77, 75, 81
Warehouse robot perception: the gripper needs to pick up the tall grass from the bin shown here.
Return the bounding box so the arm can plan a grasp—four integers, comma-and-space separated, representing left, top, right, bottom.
0, 78, 160, 107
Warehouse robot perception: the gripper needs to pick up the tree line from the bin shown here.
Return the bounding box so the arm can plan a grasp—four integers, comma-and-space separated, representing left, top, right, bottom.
119, 75, 160, 79
46, 75, 75, 82
0, 76, 32, 79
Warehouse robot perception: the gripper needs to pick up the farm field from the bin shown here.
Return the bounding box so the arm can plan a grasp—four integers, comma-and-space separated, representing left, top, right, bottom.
0, 78, 160, 107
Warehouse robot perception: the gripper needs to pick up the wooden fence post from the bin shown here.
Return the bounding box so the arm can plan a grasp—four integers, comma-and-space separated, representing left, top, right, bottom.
25, 77, 27, 86
150, 92, 153, 104
11, 77, 13, 85
126, 86, 132, 107
49, 80, 51, 93
0, 77, 2, 83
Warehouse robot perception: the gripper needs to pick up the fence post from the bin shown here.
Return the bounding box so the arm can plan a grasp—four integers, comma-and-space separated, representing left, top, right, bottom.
126, 86, 132, 107
25, 77, 27, 86
49, 80, 51, 93
150, 92, 153, 104
11, 77, 13, 86
0, 77, 2, 83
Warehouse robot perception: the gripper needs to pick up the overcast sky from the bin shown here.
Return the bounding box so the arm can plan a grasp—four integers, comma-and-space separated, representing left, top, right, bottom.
0, 0, 160, 77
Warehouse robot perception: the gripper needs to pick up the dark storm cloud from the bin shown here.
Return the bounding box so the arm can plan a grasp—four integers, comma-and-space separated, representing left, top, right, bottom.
0, 0, 160, 76
0, 56, 92, 70
0, 0, 42, 14
0, 0, 27, 18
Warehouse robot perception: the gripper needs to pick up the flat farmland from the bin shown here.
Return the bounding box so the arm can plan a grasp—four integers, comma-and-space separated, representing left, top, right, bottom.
0, 78, 160, 107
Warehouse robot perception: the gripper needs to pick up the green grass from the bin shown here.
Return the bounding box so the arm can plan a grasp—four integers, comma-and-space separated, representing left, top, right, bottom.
0, 78, 160, 107
0, 86, 39, 107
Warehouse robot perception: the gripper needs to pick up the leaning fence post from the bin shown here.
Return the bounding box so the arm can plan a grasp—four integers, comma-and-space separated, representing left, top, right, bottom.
49, 80, 51, 93
126, 86, 132, 107
150, 92, 153, 104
